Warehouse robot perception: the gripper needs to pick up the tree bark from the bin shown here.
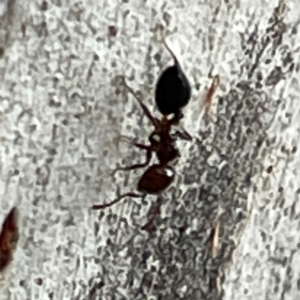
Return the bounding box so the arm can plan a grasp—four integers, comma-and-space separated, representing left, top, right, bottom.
0, 1, 299, 299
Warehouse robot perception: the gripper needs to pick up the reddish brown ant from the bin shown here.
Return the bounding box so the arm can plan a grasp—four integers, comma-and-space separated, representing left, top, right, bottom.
0, 207, 19, 272
92, 38, 192, 231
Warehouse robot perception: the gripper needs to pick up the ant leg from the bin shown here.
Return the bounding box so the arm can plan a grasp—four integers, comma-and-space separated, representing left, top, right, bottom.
111, 146, 152, 176
116, 135, 150, 151
115, 135, 148, 150
114, 135, 134, 147
92, 192, 142, 209
169, 112, 192, 141
141, 196, 164, 232
120, 76, 159, 127
173, 128, 192, 141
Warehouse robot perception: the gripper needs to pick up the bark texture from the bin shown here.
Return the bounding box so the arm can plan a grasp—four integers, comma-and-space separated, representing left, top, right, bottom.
0, 1, 300, 299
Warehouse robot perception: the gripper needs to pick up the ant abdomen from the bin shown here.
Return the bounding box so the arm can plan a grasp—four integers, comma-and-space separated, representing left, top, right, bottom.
137, 165, 175, 194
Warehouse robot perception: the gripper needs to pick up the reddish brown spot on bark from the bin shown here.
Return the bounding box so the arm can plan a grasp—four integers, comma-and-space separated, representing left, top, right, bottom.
0, 207, 19, 272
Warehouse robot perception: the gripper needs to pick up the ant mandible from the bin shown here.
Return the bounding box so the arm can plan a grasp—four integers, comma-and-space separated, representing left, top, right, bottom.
92, 37, 192, 231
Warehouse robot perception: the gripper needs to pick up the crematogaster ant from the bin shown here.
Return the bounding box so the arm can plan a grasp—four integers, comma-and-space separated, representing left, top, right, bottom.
92, 37, 192, 231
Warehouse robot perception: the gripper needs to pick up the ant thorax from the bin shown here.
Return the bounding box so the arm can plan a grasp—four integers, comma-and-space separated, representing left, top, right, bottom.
149, 126, 180, 166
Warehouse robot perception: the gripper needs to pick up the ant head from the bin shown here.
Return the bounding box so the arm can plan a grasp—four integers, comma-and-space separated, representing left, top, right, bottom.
154, 48, 191, 117
154, 34, 191, 116
155, 64, 191, 116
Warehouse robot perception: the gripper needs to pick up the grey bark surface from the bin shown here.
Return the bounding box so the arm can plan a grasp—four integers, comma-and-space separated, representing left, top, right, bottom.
0, 0, 300, 299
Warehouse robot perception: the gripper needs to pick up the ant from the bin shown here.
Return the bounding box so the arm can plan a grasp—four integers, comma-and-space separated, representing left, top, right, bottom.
0, 207, 19, 272
92, 37, 192, 231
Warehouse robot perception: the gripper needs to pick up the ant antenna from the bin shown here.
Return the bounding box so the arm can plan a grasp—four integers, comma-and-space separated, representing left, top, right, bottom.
160, 30, 179, 66
120, 76, 159, 127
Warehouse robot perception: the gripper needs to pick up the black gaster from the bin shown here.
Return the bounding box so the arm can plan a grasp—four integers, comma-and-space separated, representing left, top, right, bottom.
155, 63, 191, 116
